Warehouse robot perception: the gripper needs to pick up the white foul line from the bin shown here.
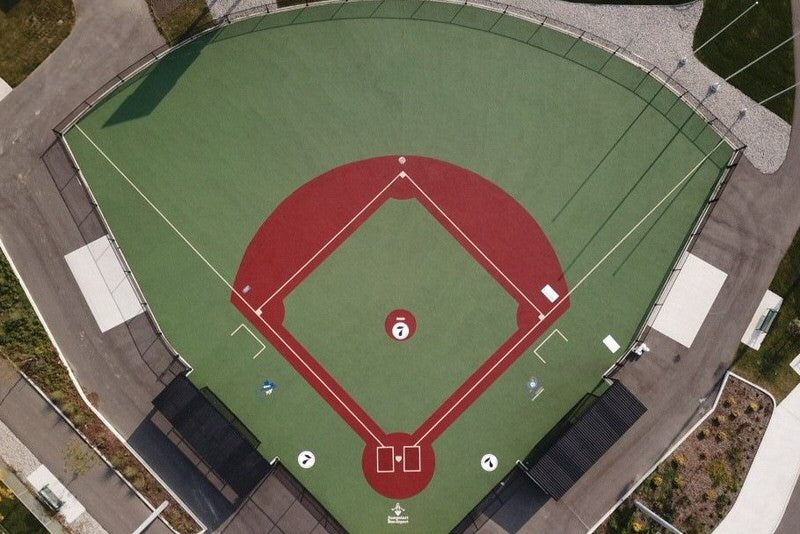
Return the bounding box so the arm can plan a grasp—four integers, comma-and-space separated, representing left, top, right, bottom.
415, 139, 727, 445
255, 173, 402, 312
533, 328, 568, 364
531, 388, 545, 402
77, 125, 726, 450
231, 323, 266, 359
404, 175, 545, 318
74, 125, 385, 447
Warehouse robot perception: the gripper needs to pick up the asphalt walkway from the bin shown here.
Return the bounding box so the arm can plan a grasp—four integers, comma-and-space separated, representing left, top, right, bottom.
0, 0, 233, 528
0, 358, 172, 534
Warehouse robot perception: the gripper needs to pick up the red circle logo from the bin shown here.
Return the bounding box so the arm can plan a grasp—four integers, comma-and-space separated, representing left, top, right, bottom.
385, 309, 416, 341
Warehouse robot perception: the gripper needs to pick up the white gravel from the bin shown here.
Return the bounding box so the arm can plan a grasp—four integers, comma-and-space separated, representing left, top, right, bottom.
203, 0, 790, 172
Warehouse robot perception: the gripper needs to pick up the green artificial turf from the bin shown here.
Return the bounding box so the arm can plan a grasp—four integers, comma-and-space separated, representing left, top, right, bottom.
65, 3, 733, 531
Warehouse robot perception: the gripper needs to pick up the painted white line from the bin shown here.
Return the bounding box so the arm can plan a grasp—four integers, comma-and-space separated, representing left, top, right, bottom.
531, 387, 545, 402
74, 126, 385, 448
554, 138, 728, 309
415, 141, 726, 446
404, 175, 545, 318
533, 328, 568, 364
230, 323, 266, 359
78, 126, 726, 452
255, 173, 402, 312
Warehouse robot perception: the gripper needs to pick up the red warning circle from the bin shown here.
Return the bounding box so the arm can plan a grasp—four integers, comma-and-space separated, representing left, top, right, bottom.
385, 309, 416, 341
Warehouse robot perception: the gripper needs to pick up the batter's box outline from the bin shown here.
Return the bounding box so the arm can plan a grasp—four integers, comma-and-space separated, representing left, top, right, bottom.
403, 446, 422, 472
376, 446, 396, 473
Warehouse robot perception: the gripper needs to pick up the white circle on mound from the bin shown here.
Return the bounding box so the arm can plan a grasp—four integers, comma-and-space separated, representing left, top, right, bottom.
298, 451, 315, 469
391, 321, 410, 340
481, 453, 498, 472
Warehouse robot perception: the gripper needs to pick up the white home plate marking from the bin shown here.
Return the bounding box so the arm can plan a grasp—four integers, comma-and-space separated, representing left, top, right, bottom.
298, 451, 315, 469
603, 335, 621, 353
395, 455, 402, 462
481, 453, 498, 472
541, 284, 559, 303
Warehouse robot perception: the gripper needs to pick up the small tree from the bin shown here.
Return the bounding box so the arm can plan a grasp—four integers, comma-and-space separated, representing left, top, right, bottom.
64, 437, 97, 478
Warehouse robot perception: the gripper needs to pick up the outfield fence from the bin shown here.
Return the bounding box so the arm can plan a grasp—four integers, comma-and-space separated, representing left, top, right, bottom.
51, 1, 748, 530
53, 0, 747, 427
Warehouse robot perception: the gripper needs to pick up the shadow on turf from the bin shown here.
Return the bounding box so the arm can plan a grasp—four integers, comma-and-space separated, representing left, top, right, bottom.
103, 32, 214, 127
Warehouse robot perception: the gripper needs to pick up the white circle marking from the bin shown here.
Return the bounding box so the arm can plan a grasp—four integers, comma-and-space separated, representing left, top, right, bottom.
298, 451, 315, 469
481, 453, 498, 472
392, 321, 410, 340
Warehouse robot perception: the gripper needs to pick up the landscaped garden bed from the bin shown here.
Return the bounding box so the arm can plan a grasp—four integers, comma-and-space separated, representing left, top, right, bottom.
599, 375, 773, 534
0, 252, 200, 533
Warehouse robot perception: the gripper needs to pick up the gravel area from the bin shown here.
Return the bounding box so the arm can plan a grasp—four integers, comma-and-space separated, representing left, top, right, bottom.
502, 0, 789, 172
203, 0, 790, 172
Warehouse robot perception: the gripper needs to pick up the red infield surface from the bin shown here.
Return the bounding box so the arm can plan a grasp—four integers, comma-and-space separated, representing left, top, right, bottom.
231, 156, 569, 498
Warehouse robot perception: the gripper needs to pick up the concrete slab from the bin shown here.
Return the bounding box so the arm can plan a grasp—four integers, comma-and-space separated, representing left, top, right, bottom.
742, 290, 784, 350
27, 465, 85, 523
652, 254, 727, 347
0, 76, 10, 102
714, 385, 800, 534
64, 235, 144, 332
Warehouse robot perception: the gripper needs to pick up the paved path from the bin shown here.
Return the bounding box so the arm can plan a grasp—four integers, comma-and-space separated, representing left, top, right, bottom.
0, 359, 172, 534
0, 0, 233, 529
715, 385, 800, 534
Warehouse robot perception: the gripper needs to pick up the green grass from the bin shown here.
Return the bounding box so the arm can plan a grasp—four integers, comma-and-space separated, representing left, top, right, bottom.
148, 0, 213, 45
0, 478, 47, 534
65, 4, 732, 531
733, 226, 800, 402
694, 0, 794, 122
0, 0, 74, 86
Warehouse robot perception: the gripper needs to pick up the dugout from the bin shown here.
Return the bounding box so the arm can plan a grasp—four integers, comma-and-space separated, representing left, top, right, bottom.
153, 374, 271, 497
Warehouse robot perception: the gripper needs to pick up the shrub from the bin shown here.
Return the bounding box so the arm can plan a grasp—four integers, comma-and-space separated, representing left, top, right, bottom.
747, 401, 760, 412
675, 475, 686, 488
133, 475, 147, 492
730, 409, 742, 419
704, 488, 716, 501
672, 453, 686, 468
724, 395, 736, 407
631, 520, 645, 532
71, 412, 88, 427
717, 430, 728, 442
707, 457, 733, 487
110, 453, 127, 470
715, 492, 732, 513
651, 474, 663, 487
122, 466, 139, 479
60, 401, 77, 417
50, 389, 65, 403
714, 414, 726, 426
699, 428, 710, 440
